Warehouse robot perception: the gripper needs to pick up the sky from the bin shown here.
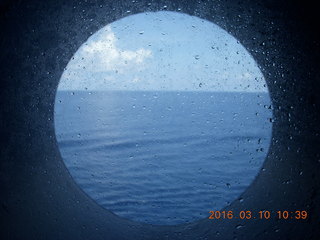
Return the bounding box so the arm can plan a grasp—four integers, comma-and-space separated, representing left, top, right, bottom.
58, 11, 268, 92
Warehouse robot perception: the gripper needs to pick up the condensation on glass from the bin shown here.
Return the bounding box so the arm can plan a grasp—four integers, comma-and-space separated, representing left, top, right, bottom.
54, 11, 273, 225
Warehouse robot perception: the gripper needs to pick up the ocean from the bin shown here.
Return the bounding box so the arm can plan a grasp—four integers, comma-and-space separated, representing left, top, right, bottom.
54, 91, 272, 225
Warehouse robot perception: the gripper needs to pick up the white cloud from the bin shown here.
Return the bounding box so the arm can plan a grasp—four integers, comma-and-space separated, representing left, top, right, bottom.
78, 26, 152, 73
59, 26, 153, 90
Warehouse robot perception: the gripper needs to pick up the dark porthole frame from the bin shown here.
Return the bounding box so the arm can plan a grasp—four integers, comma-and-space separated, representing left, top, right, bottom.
0, 0, 319, 240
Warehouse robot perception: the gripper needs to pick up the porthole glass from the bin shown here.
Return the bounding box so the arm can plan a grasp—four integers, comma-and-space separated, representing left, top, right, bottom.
54, 11, 272, 225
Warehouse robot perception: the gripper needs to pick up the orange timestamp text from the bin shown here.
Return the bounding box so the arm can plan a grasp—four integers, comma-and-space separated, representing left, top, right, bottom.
208, 210, 308, 220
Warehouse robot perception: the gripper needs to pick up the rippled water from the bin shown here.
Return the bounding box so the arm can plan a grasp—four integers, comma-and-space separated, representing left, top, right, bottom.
54, 91, 272, 225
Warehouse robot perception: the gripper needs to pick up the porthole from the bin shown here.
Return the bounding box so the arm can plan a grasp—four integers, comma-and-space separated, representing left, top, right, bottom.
54, 11, 272, 225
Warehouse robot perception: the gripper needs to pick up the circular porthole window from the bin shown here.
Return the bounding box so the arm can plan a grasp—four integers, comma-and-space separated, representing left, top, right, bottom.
54, 11, 273, 225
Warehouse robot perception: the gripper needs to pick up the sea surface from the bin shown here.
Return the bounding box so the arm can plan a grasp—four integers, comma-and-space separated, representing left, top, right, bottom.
54, 91, 272, 225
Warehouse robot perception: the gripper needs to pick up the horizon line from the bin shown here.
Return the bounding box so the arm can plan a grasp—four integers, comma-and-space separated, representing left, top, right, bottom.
56, 89, 269, 94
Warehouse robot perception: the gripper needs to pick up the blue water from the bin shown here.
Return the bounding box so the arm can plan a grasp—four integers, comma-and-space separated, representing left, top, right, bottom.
54, 91, 272, 225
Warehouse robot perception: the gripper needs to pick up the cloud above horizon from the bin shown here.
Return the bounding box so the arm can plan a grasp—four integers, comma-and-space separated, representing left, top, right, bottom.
80, 26, 152, 73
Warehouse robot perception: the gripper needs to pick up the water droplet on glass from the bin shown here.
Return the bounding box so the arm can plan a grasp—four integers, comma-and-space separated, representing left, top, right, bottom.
236, 224, 244, 230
